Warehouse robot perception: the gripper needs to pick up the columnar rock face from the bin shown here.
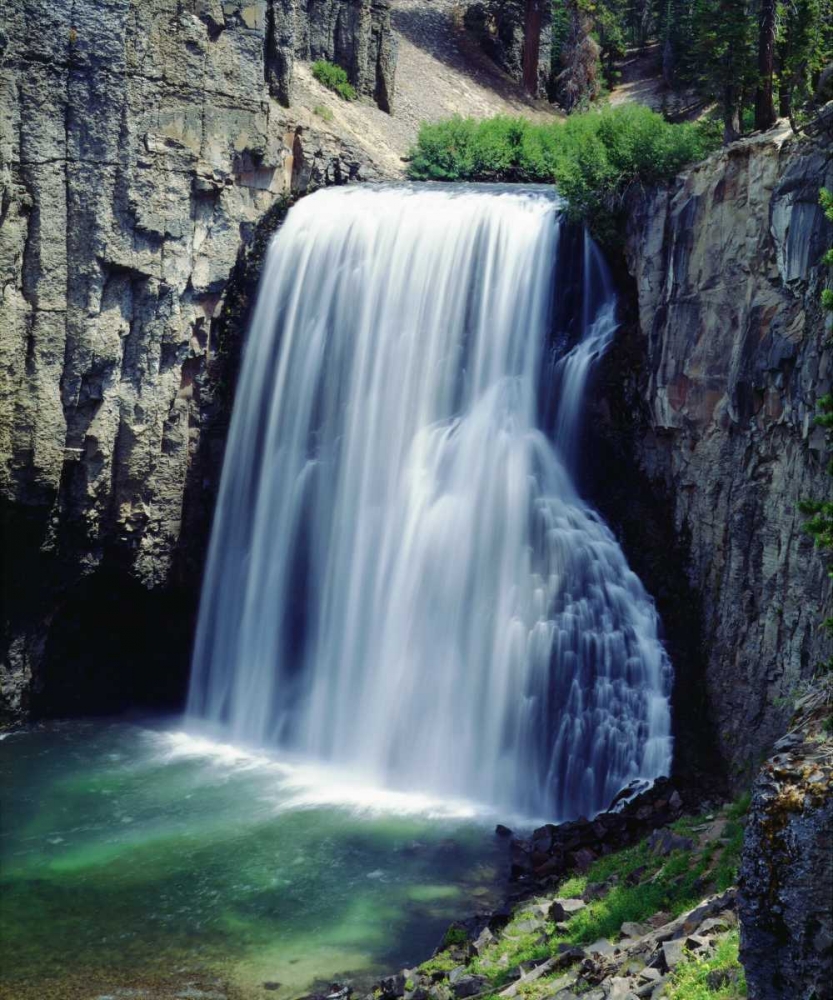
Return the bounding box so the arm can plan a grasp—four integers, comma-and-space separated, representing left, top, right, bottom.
463, 0, 552, 98
267, 0, 397, 110
623, 127, 833, 786
0, 0, 387, 722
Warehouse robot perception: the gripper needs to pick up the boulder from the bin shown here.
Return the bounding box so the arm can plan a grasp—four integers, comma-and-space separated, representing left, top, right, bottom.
451, 976, 487, 999
660, 939, 690, 971
620, 922, 652, 940
549, 898, 587, 922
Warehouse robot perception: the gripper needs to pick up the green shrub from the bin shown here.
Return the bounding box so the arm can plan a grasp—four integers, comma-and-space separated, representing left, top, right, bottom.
313, 104, 334, 122
311, 60, 357, 101
407, 106, 717, 243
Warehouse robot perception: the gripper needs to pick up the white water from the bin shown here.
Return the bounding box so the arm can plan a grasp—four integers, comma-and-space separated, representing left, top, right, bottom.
188, 185, 672, 820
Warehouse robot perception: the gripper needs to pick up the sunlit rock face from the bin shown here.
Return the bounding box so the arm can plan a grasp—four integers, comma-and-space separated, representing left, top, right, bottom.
0, 0, 389, 722
623, 127, 833, 785
267, 0, 397, 111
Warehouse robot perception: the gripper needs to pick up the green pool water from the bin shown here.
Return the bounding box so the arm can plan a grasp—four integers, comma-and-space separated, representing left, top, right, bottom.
0, 719, 508, 1000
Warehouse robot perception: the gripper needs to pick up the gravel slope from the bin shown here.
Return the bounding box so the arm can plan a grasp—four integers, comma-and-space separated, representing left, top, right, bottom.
290, 0, 560, 176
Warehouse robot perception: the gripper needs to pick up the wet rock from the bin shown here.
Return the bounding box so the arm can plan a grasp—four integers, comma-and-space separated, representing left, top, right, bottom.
495, 825, 513, 837
569, 848, 597, 870
378, 975, 406, 998
471, 927, 495, 955
647, 829, 693, 857
510, 780, 689, 888
450, 975, 487, 998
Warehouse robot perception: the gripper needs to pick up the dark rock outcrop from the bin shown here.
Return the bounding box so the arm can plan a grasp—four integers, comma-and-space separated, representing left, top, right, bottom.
463, 0, 551, 98
508, 778, 690, 885
739, 698, 833, 1000
267, 0, 397, 111
0, 0, 388, 723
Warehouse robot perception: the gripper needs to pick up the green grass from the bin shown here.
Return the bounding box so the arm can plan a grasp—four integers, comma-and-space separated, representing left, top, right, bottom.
714, 795, 750, 892
666, 931, 747, 999
460, 798, 754, 993
313, 104, 335, 122
407, 105, 718, 244
312, 60, 357, 101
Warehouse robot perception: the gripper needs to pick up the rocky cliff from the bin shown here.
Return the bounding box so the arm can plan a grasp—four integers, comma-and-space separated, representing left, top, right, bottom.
0, 0, 390, 721
267, 0, 397, 111
619, 126, 832, 786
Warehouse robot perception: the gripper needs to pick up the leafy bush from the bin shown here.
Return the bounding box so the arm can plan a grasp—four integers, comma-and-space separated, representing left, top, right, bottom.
313, 104, 334, 122
311, 60, 357, 101
407, 105, 717, 243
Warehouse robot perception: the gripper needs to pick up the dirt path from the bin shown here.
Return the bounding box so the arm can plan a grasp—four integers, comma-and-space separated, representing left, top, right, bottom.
608, 43, 666, 111
291, 0, 560, 176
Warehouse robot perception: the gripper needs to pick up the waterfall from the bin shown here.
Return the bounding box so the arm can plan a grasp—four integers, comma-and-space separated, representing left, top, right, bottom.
187, 184, 673, 820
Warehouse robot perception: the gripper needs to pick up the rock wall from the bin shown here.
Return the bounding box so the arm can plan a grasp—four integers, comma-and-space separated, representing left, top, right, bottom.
463, 0, 552, 98
267, 0, 397, 111
738, 698, 833, 1000
0, 0, 388, 723
621, 127, 833, 786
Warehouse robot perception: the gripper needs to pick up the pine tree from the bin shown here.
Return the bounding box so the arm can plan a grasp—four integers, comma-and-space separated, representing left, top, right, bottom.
776, 0, 833, 121
755, 0, 778, 129
692, 0, 756, 141
553, 1, 603, 110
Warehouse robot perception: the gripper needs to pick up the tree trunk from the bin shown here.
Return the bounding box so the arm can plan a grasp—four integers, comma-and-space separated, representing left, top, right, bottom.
723, 83, 741, 143
522, 0, 543, 96
755, 0, 777, 130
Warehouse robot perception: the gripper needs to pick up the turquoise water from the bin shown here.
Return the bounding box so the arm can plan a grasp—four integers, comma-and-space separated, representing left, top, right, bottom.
0, 719, 507, 1000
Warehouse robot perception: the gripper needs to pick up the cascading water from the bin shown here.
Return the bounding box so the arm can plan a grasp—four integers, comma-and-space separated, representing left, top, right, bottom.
188, 185, 673, 820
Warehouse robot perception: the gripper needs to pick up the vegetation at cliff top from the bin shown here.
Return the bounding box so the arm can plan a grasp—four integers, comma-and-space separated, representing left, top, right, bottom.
550, 1, 833, 141
407, 105, 716, 243
312, 60, 357, 101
